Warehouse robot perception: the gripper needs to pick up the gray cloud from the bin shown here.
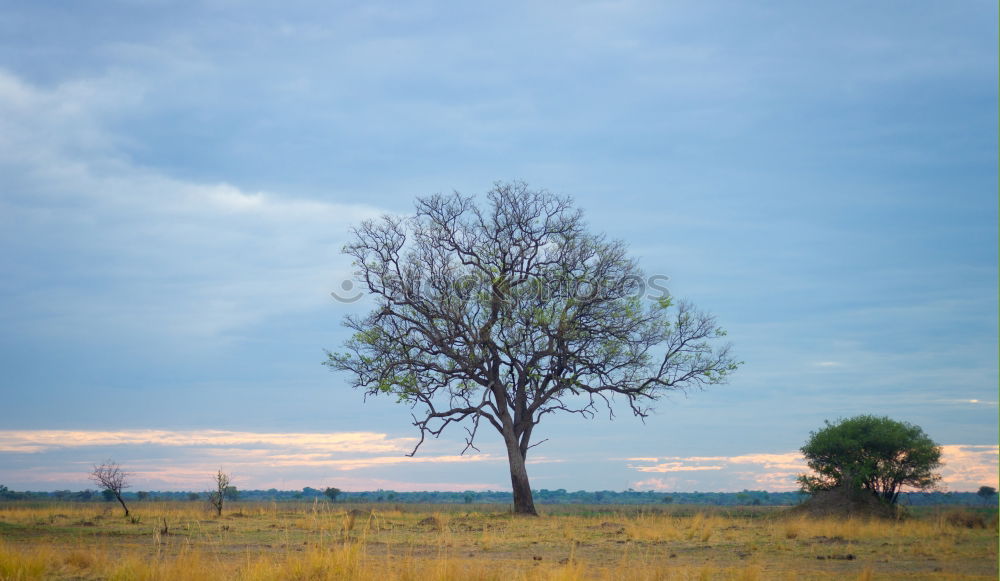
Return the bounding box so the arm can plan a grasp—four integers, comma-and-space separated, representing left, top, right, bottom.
0, 0, 995, 491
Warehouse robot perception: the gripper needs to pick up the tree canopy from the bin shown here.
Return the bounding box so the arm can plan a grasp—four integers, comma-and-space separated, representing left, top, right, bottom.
976, 486, 996, 504
798, 415, 942, 505
326, 182, 739, 514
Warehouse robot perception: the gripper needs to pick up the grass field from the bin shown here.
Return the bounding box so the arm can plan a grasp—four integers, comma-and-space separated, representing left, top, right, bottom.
0, 501, 996, 580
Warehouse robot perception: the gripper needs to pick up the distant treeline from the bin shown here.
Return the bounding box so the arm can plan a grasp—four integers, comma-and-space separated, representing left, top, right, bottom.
0, 485, 989, 506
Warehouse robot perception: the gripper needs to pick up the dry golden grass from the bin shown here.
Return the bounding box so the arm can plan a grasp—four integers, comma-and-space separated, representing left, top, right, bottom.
0, 502, 995, 580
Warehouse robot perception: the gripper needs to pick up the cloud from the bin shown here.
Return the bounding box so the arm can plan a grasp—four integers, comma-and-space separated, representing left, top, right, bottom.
631, 462, 723, 473
725, 452, 805, 470
0, 429, 511, 490
0, 69, 384, 344
629, 447, 999, 492
0, 3, 995, 495
627, 452, 806, 490
266, 454, 497, 471
632, 477, 687, 491
935, 399, 999, 407
938, 445, 999, 491
11, 464, 503, 493
0, 429, 414, 454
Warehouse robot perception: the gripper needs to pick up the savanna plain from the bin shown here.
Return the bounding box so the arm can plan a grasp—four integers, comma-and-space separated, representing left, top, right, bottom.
0, 501, 996, 580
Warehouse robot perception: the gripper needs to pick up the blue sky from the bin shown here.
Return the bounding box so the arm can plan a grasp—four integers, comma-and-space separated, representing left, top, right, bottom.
0, 1, 996, 493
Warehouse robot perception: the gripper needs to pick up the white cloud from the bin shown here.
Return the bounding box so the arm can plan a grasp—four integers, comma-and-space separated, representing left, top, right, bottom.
936, 399, 999, 407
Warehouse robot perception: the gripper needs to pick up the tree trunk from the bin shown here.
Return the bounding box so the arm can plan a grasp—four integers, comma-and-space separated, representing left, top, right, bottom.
504, 432, 537, 516
115, 493, 130, 517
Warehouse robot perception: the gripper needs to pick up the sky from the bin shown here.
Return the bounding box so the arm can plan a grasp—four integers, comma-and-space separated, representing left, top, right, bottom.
0, 1, 996, 494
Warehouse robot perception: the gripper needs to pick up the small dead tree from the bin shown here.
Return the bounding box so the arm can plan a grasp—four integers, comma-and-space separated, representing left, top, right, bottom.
208, 469, 231, 516
90, 460, 131, 517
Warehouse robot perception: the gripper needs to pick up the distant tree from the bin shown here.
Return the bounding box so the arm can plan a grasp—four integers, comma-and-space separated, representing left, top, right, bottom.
208, 469, 232, 516
660, 495, 674, 504
136, 491, 150, 501
976, 486, 997, 505
90, 460, 131, 516
187, 492, 201, 501
326, 182, 740, 515
323, 487, 341, 502
798, 415, 942, 505
223, 486, 239, 501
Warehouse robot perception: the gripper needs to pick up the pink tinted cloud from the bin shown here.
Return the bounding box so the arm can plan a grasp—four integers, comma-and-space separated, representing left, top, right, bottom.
0, 429, 414, 454
631, 462, 724, 473
937, 445, 999, 490
0, 429, 520, 490
629, 446, 998, 492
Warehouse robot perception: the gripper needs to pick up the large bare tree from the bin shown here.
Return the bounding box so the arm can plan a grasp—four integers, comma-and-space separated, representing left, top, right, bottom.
90, 460, 131, 517
326, 182, 739, 515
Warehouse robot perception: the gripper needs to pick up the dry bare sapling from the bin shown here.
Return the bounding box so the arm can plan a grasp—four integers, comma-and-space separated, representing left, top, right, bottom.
90, 460, 131, 517
209, 469, 232, 516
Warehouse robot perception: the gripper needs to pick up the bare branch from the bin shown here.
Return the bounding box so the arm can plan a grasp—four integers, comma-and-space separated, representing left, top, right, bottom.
326, 182, 740, 515
208, 469, 232, 516
90, 460, 131, 517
